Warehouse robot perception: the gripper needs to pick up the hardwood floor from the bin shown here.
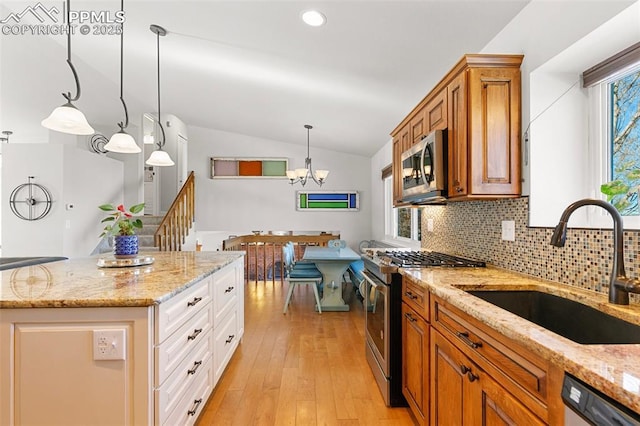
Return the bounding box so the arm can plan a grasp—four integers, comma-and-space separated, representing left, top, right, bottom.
196, 279, 415, 426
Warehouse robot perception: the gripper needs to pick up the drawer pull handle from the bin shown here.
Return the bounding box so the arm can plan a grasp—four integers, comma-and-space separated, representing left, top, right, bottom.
404, 291, 418, 300
187, 328, 203, 341
404, 312, 417, 322
456, 331, 482, 349
187, 297, 202, 307
187, 398, 203, 416
187, 360, 202, 375
224, 286, 234, 293
460, 364, 479, 382
225, 334, 235, 344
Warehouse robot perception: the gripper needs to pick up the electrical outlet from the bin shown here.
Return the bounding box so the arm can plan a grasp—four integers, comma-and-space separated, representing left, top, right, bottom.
501, 220, 515, 242
427, 218, 434, 232
93, 329, 126, 361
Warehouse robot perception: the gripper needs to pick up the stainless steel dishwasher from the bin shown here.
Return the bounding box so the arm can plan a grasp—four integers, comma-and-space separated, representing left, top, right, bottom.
562, 374, 640, 425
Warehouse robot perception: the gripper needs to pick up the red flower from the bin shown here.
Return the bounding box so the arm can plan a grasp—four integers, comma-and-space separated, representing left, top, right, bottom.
117, 204, 125, 212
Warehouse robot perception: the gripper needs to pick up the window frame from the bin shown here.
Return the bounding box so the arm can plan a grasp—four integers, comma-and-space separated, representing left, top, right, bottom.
586, 54, 640, 228
382, 173, 421, 248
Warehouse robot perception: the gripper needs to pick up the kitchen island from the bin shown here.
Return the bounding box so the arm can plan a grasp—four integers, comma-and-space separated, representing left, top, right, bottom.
400, 266, 640, 424
0, 251, 245, 426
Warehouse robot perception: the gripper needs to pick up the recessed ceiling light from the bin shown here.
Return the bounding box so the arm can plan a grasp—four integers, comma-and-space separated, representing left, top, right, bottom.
302, 10, 326, 27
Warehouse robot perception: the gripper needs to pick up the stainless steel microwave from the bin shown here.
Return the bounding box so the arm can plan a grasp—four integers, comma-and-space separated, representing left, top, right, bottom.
400, 129, 446, 204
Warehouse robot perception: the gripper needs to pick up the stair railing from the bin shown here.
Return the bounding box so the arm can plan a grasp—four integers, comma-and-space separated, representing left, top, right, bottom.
154, 171, 195, 251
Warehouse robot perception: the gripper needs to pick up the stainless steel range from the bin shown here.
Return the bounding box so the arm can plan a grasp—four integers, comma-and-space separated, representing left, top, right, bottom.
360, 249, 485, 407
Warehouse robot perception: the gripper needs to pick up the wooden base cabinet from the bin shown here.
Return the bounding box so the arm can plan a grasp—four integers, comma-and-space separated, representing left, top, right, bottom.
431, 329, 545, 425
401, 277, 430, 425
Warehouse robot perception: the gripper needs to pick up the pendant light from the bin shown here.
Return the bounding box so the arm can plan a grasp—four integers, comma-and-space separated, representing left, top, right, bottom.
41, 0, 94, 135
146, 24, 174, 167
104, 0, 140, 154
286, 125, 328, 187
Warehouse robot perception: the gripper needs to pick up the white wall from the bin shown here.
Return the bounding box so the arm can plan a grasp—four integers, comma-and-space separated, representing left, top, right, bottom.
187, 125, 372, 251
2, 144, 123, 257
370, 139, 392, 242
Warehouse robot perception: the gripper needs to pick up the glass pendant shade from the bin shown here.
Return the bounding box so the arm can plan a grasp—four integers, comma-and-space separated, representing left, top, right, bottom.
315, 169, 329, 181
286, 170, 297, 180
41, 102, 95, 135
146, 149, 174, 166
104, 130, 141, 153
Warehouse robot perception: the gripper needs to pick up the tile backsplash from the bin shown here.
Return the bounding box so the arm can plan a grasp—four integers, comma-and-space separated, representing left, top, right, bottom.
420, 197, 640, 303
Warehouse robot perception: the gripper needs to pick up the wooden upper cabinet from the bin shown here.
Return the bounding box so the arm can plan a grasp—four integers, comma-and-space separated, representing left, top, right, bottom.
410, 110, 427, 146
390, 54, 523, 203
447, 72, 468, 197
467, 67, 521, 197
400, 123, 411, 153
426, 89, 447, 132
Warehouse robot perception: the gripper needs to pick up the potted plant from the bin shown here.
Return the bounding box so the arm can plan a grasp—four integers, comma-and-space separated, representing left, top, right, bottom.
99, 203, 145, 258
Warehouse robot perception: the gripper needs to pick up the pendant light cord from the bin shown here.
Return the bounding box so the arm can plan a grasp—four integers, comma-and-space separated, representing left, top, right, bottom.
63, 0, 81, 103
117, 0, 129, 131
155, 27, 166, 150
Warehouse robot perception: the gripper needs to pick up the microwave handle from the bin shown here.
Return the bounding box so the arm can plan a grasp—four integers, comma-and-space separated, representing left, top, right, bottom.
421, 142, 434, 184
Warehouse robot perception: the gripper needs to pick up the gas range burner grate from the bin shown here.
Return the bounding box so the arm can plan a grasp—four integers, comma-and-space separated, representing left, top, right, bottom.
381, 251, 486, 268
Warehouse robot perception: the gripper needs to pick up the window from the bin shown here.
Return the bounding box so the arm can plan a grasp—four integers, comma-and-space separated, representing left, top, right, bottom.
383, 174, 421, 244
584, 41, 640, 221
603, 67, 640, 215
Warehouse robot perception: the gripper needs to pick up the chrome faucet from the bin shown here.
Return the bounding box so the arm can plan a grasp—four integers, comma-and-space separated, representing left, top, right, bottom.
550, 198, 640, 305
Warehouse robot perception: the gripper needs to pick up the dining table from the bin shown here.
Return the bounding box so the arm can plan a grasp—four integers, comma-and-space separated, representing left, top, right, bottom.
302, 246, 361, 311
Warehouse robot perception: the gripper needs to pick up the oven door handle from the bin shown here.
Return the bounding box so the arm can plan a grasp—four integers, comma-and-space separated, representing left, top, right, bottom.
362, 270, 387, 292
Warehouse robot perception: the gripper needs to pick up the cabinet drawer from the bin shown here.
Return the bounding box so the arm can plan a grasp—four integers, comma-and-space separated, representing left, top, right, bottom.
156, 329, 213, 424
162, 356, 214, 426
156, 305, 213, 385
156, 276, 212, 343
212, 266, 238, 327
431, 296, 549, 419
214, 309, 239, 384
402, 277, 429, 320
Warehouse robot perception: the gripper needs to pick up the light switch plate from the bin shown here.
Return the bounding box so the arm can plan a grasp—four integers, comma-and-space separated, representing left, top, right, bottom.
427, 218, 434, 232
501, 220, 515, 241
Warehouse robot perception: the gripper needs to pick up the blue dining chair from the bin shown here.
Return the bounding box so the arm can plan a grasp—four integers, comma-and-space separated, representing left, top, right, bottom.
282, 245, 323, 314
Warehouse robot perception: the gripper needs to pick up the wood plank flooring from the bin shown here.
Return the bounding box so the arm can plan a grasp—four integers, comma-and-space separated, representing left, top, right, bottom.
196, 280, 415, 426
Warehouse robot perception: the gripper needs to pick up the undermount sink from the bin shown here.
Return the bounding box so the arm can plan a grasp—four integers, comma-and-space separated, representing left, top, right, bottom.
466, 290, 640, 345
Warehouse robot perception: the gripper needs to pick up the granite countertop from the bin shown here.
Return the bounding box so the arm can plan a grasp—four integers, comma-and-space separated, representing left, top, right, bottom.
0, 251, 244, 309
400, 266, 640, 415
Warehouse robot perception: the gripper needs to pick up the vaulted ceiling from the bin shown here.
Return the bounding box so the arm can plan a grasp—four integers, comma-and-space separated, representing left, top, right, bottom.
1, 1, 531, 156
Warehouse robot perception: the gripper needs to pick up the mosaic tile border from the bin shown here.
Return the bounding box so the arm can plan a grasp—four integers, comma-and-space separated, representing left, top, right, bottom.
420, 197, 640, 304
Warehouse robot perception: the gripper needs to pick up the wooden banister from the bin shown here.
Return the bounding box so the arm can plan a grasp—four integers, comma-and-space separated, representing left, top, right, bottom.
154, 171, 195, 251
222, 233, 340, 283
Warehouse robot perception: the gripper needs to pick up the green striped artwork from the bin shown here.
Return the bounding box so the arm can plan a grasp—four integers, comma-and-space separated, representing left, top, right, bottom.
297, 191, 359, 211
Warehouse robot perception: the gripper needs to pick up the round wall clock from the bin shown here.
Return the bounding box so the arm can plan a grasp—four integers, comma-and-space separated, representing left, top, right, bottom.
9, 176, 53, 221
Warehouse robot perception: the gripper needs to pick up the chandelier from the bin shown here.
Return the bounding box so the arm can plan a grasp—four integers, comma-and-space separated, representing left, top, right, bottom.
286, 125, 328, 187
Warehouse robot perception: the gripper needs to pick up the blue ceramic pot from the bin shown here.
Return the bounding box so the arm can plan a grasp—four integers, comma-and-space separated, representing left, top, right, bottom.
114, 235, 138, 259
